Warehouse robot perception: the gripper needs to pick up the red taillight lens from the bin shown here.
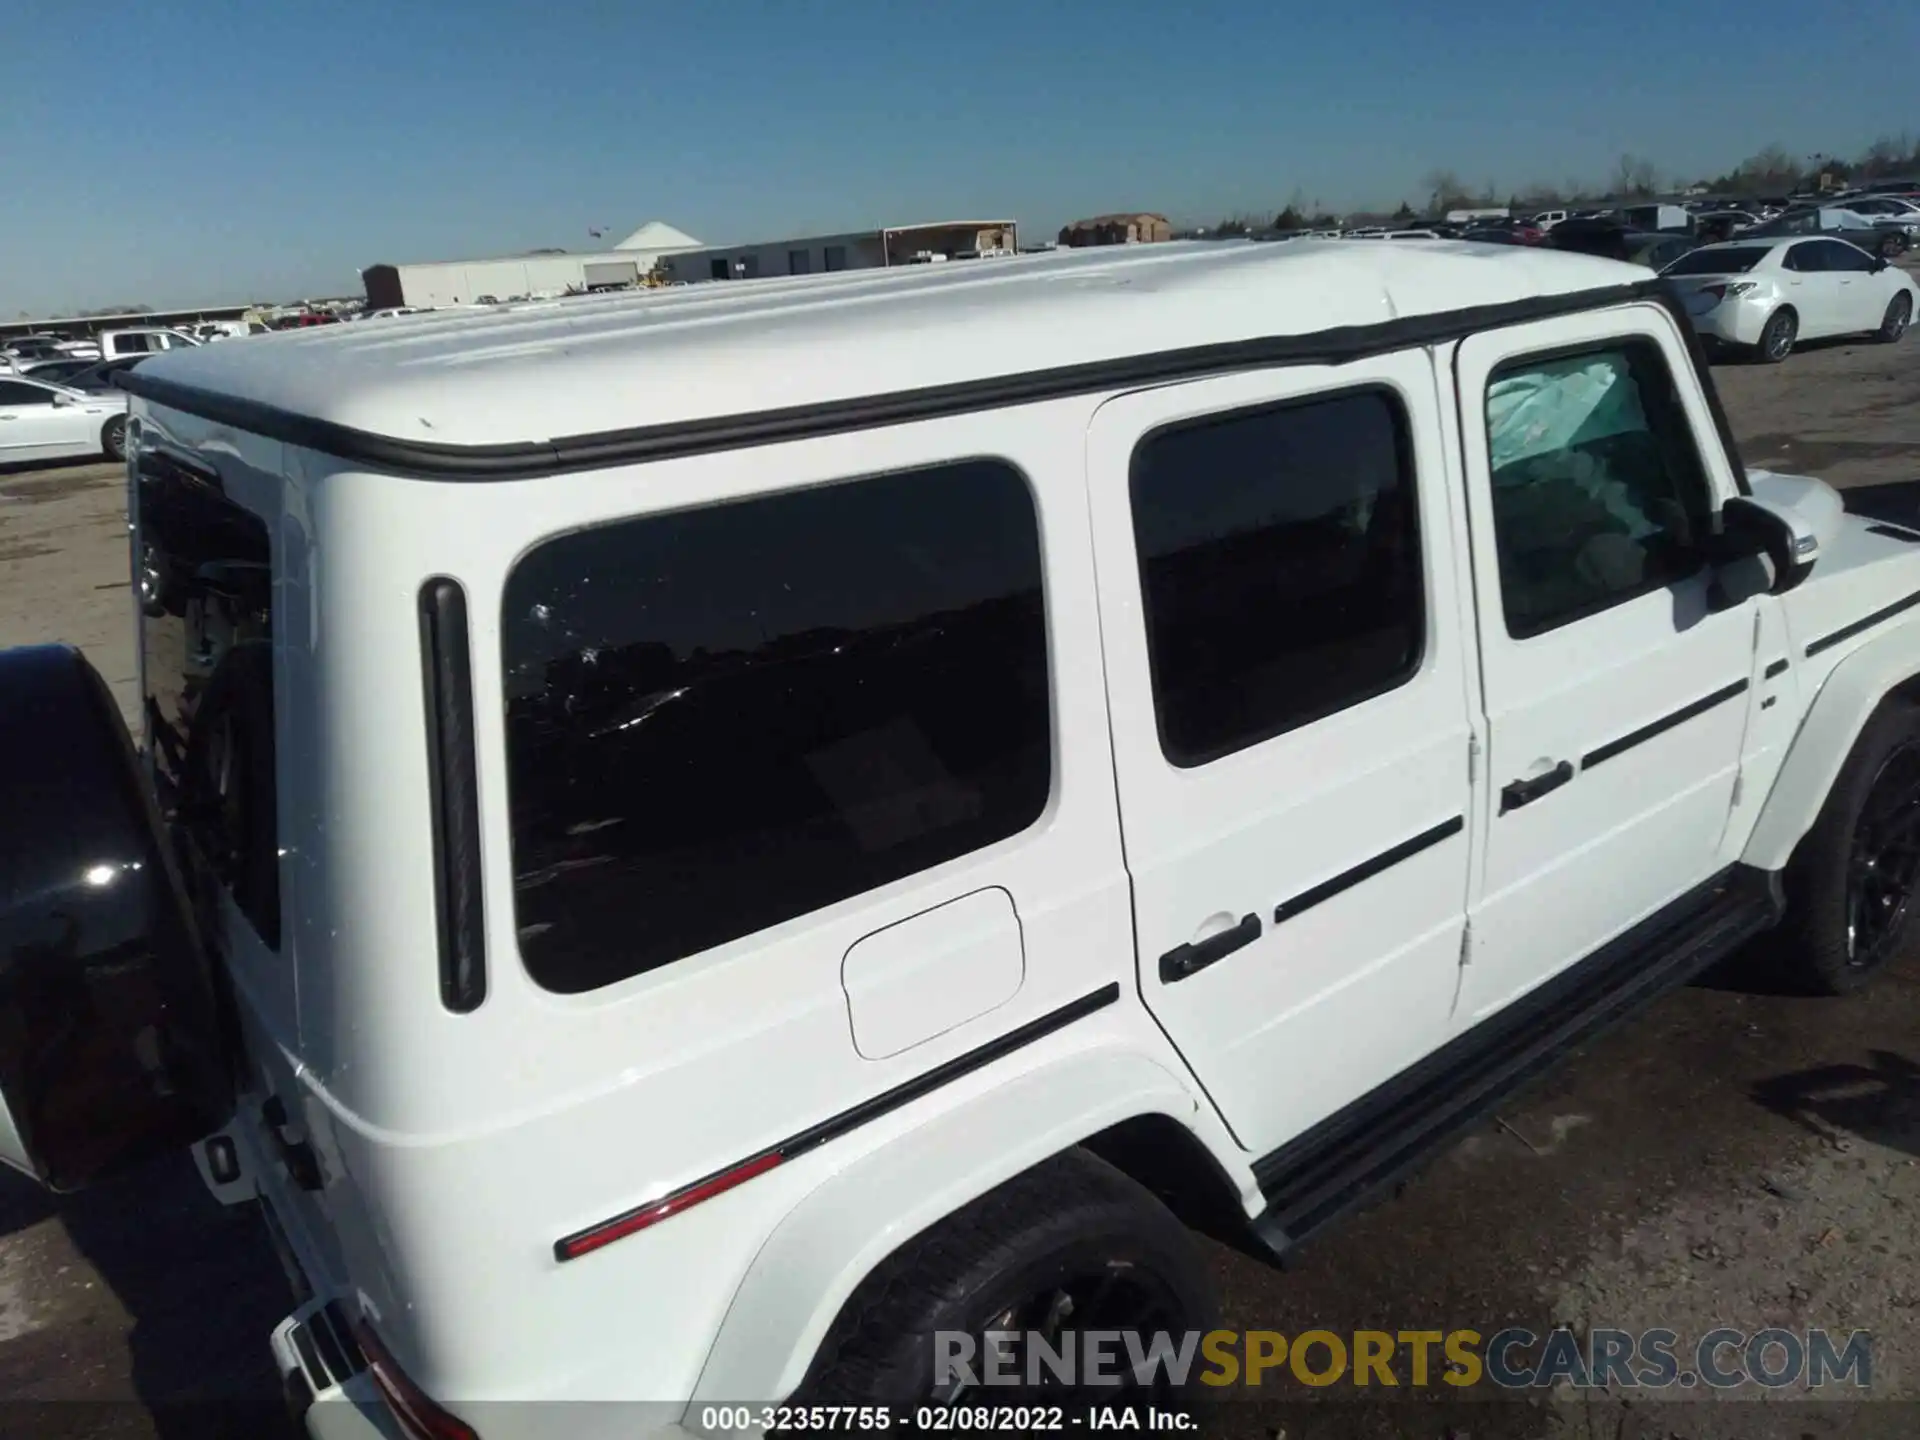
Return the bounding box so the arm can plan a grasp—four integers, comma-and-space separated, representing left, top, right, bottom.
352, 1321, 480, 1440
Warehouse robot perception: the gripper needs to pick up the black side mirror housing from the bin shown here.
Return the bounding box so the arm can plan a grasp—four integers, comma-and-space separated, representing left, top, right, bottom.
0, 646, 233, 1192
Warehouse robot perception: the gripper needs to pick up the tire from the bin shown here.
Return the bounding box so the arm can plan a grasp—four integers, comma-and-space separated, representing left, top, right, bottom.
101, 414, 128, 461
1878, 292, 1912, 345
179, 640, 280, 943
1880, 234, 1905, 262
1780, 700, 1920, 995
1756, 308, 1797, 364
794, 1149, 1218, 1409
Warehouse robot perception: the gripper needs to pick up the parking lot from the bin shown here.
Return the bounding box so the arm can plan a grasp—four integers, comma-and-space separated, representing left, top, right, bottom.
2, 325, 1919, 1440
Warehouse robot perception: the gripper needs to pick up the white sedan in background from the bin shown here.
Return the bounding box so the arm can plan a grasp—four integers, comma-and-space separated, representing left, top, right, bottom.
1661, 235, 1918, 362
0, 374, 129, 463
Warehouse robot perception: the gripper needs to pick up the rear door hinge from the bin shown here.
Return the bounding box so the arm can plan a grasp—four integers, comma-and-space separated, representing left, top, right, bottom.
1731, 771, 1744, 807
1468, 733, 1481, 785
1458, 918, 1473, 969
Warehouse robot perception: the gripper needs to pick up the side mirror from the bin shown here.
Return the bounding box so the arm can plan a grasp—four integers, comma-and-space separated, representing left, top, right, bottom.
0, 646, 233, 1192
1707, 494, 1817, 607
50, 392, 75, 408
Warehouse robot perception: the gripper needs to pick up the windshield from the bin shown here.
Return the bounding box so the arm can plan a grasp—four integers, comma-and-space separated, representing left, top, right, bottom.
1663, 245, 1772, 276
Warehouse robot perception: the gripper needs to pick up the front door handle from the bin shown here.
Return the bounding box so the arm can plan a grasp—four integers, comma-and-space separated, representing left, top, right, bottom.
1500, 760, 1575, 814
1159, 913, 1262, 983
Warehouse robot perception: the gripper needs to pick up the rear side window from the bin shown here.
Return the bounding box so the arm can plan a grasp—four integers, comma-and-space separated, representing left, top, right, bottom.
502, 460, 1051, 994
137, 450, 279, 947
1130, 387, 1424, 767
1664, 245, 1771, 276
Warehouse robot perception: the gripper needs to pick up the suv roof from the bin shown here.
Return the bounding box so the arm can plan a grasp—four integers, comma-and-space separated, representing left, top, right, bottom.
122, 242, 1647, 456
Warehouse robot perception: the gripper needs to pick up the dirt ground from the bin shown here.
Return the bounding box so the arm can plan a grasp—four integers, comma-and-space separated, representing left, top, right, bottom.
2, 318, 1919, 1440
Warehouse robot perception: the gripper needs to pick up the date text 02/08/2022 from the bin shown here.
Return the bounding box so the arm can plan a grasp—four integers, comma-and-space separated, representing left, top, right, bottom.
697, 1405, 1196, 1433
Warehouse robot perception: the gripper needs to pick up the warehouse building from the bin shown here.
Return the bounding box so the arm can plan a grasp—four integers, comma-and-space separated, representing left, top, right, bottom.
360, 221, 702, 309
1058, 213, 1172, 247
659, 220, 1017, 284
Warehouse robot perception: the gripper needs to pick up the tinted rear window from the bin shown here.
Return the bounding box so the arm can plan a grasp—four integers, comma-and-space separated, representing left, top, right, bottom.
1130, 387, 1423, 766
1664, 245, 1771, 276
137, 450, 279, 947
502, 461, 1051, 994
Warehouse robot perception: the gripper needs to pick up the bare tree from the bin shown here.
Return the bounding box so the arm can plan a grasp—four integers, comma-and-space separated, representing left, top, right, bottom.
1422, 169, 1472, 213
1610, 154, 1661, 199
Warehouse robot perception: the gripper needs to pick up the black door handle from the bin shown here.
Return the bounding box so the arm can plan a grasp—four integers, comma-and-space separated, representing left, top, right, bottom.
1159, 913, 1263, 983
1500, 760, 1575, 814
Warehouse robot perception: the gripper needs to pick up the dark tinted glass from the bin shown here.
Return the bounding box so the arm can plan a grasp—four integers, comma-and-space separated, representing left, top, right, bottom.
502, 461, 1050, 995
1130, 388, 1423, 767
136, 449, 279, 947
0, 382, 50, 406
1485, 341, 1711, 638
1817, 239, 1876, 272
1664, 245, 1770, 275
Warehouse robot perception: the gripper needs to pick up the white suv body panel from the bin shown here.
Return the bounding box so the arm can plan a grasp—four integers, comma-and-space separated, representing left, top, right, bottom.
107, 244, 1920, 1430
1087, 351, 1476, 1155
1450, 302, 1760, 1022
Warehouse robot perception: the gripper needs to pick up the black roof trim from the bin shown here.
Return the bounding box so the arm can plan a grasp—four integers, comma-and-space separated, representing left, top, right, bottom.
116, 279, 1668, 482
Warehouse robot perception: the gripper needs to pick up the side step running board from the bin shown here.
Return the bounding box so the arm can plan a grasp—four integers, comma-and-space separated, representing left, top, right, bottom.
1248, 865, 1783, 1262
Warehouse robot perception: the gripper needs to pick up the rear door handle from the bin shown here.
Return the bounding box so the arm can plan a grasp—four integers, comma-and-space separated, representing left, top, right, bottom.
1159, 913, 1262, 982
1499, 760, 1575, 814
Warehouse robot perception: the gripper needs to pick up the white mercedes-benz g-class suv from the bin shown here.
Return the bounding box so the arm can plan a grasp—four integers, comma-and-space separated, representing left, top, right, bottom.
2, 240, 1916, 1438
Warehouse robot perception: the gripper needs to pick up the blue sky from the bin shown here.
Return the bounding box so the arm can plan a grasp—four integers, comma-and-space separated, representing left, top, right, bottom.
3, 0, 1915, 316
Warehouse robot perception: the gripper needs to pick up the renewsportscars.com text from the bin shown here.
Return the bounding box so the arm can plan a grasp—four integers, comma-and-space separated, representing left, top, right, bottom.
935, 1327, 1872, 1391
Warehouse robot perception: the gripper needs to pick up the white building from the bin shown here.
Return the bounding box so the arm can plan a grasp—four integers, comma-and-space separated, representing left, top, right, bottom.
659, 220, 1018, 285
360, 222, 702, 309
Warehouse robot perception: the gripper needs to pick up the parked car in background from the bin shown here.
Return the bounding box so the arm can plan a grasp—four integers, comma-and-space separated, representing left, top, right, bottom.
17, 357, 100, 386
56, 356, 147, 395
1625, 232, 1698, 270
1530, 209, 1569, 230
1615, 203, 1694, 234
1462, 227, 1522, 244
1662, 236, 1918, 362
0, 339, 72, 372
1547, 218, 1661, 261
1695, 210, 1761, 243
95, 327, 202, 360
185, 320, 261, 342
0, 374, 129, 462
1840, 195, 1920, 239
1742, 206, 1911, 260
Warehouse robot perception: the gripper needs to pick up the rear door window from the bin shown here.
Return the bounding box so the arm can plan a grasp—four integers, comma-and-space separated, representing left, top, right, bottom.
1128, 387, 1423, 765
501, 460, 1051, 995
136, 449, 279, 946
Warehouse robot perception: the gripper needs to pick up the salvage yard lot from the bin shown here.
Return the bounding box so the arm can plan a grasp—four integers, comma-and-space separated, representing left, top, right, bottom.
2, 327, 1919, 1440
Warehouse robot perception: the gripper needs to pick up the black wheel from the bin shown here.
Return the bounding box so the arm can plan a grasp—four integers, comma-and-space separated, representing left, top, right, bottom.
1781, 701, 1920, 994
1878, 292, 1912, 345
1881, 234, 1906, 262
1756, 308, 1797, 364
101, 414, 128, 461
794, 1150, 1217, 1409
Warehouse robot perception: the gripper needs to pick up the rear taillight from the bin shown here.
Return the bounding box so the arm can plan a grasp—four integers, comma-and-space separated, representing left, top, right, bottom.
352, 1321, 479, 1440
